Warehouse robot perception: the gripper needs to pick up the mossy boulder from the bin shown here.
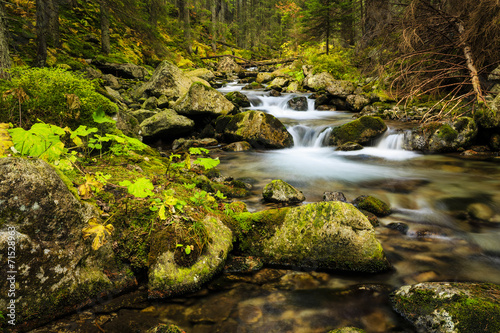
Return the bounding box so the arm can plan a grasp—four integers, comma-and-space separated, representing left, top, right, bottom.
185, 68, 215, 82
475, 96, 500, 129
133, 60, 193, 100
402, 117, 478, 153
225, 91, 251, 108
238, 201, 391, 272
268, 76, 290, 90
173, 82, 235, 117
139, 109, 194, 139
148, 216, 232, 298
391, 282, 500, 333
303, 72, 336, 91
262, 179, 305, 204
329, 116, 387, 146
93, 61, 149, 80
130, 108, 158, 123
0, 158, 134, 329
352, 195, 391, 217
217, 56, 243, 73
256, 72, 275, 83
215, 111, 294, 148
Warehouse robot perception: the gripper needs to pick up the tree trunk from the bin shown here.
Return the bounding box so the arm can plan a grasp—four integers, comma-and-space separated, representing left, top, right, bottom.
457, 21, 485, 104
211, 0, 217, 52
0, 1, 11, 79
35, 0, 49, 67
47, 0, 60, 48
184, 0, 192, 53
100, 0, 110, 54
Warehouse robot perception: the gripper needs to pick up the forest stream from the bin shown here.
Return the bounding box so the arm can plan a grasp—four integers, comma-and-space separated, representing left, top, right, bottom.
32, 82, 500, 333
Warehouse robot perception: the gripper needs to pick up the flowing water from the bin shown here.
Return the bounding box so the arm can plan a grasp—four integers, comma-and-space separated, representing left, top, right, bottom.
34, 83, 500, 333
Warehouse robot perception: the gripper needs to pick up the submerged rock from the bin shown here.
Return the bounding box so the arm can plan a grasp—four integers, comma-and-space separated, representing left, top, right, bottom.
0, 158, 134, 329
329, 116, 387, 146
222, 141, 252, 152
148, 216, 232, 298
287, 96, 308, 111
335, 142, 364, 151
238, 201, 391, 272
173, 82, 235, 117
323, 191, 347, 202
225, 91, 251, 108
215, 111, 294, 149
352, 195, 391, 217
262, 179, 305, 204
391, 282, 500, 333
140, 109, 194, 139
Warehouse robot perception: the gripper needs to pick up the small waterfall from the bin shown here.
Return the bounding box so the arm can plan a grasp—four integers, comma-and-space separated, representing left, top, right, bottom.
376, 130, 406, 150
288, 125, 332, 147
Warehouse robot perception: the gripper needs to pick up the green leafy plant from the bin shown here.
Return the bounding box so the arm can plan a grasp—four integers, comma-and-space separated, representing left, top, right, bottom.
176, 243, 194, 255
119, 177, 155, 198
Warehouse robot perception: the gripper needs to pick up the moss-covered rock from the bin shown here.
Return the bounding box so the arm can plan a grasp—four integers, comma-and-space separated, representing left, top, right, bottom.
268, 76, 290, 90
256, 72, 275, 83
346, 94, 371, 112
403, 117, 478, 153
173, 82, 235, 117
225, 91, 251, 108
0, 158, 134, 330
352, 195, 391, 217
185, 68, 215, 82
148, 216, 232, 298
236, 201, 391, 272
328, 328, 366, 333
262, 179, 305, 204
391, 282, 500, 333
303, 72, 335, 91
329, 116, 387, 146
215, 111, 294, 148
139, 109, 195, 139
287, 96, 308, 111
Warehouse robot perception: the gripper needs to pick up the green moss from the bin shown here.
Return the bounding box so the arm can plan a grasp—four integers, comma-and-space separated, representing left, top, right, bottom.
330, 116, 387, 145
352, 195, 391, 217
436, 123, 458, 142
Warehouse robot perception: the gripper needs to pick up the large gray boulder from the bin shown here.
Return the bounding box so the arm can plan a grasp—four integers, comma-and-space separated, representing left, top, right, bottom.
133, 60, 193, 100
140, 109, 195, 139
329, 116, 387, 146
391, 282, 500, 333
215, 111, 294, 149
303, 72, 356, 97
148, 216, 232, 298
238, 201, 391, 272
262, 179, 305, 204
402, 117, 477, 152
0, 158, 134, 329
217, 56, 243, 73
173, 82, 235, 117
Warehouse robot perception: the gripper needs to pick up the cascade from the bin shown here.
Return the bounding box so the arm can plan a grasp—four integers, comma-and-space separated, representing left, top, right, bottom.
288, 125, 332, 147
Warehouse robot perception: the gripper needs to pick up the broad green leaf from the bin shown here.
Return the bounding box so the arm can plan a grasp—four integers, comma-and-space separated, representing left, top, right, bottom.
163, 195, 178, 206
189, 147, 209, 155
92, 108, 115, 124
193, 157, 220, 170
121, 177, 154, 198
82, 218, 114, 250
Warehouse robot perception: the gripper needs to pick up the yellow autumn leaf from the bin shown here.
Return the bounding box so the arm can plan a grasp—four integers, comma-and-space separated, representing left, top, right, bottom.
0, 123, 13, 157
78, 174, 105, 199
82, 218, 114, 250
159, 204, 167, 220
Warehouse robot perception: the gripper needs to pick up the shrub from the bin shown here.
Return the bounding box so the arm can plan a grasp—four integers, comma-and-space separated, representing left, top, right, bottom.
0, 67, 118, 130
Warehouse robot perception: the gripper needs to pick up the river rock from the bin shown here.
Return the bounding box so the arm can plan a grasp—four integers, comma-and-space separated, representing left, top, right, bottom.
94, 61, 149, 80
222, 141, 252, 152
140, 109, 194, 139
335, 142, 364, 151
269, 89, 282, 97
303, 72, 335, 91
403, 117, 478, 153
329, 328, 366, 333
467, 203, 494, 222
130, 108, 158, 123
254, 201, 391, 272
262, 179, 305, 204
346, 94, 371, 112
185, 68, 215, 82
0, 158, 134, 329
146, 324, 185, 333
323, 191, 347, 202
172, 138, 218, 151
173, 82, 235, 117
391, 282, 500, 333
329, 116, 387, 146
256, 72, 274, 83
352, 195, 391, 217
225, 91, 251, 108
217, 56, 243, 73
142, 96, 158, 109
286, 81, 301, 93
133, 60, 193, 100
215, 111, 294, 149
268, 77, 290, 90
148, 216, 232, 298
115, 109, 141, 138
287, 96, 308, 111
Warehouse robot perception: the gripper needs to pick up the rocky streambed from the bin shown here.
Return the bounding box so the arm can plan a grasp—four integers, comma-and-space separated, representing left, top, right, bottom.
2, 58, 500, 332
